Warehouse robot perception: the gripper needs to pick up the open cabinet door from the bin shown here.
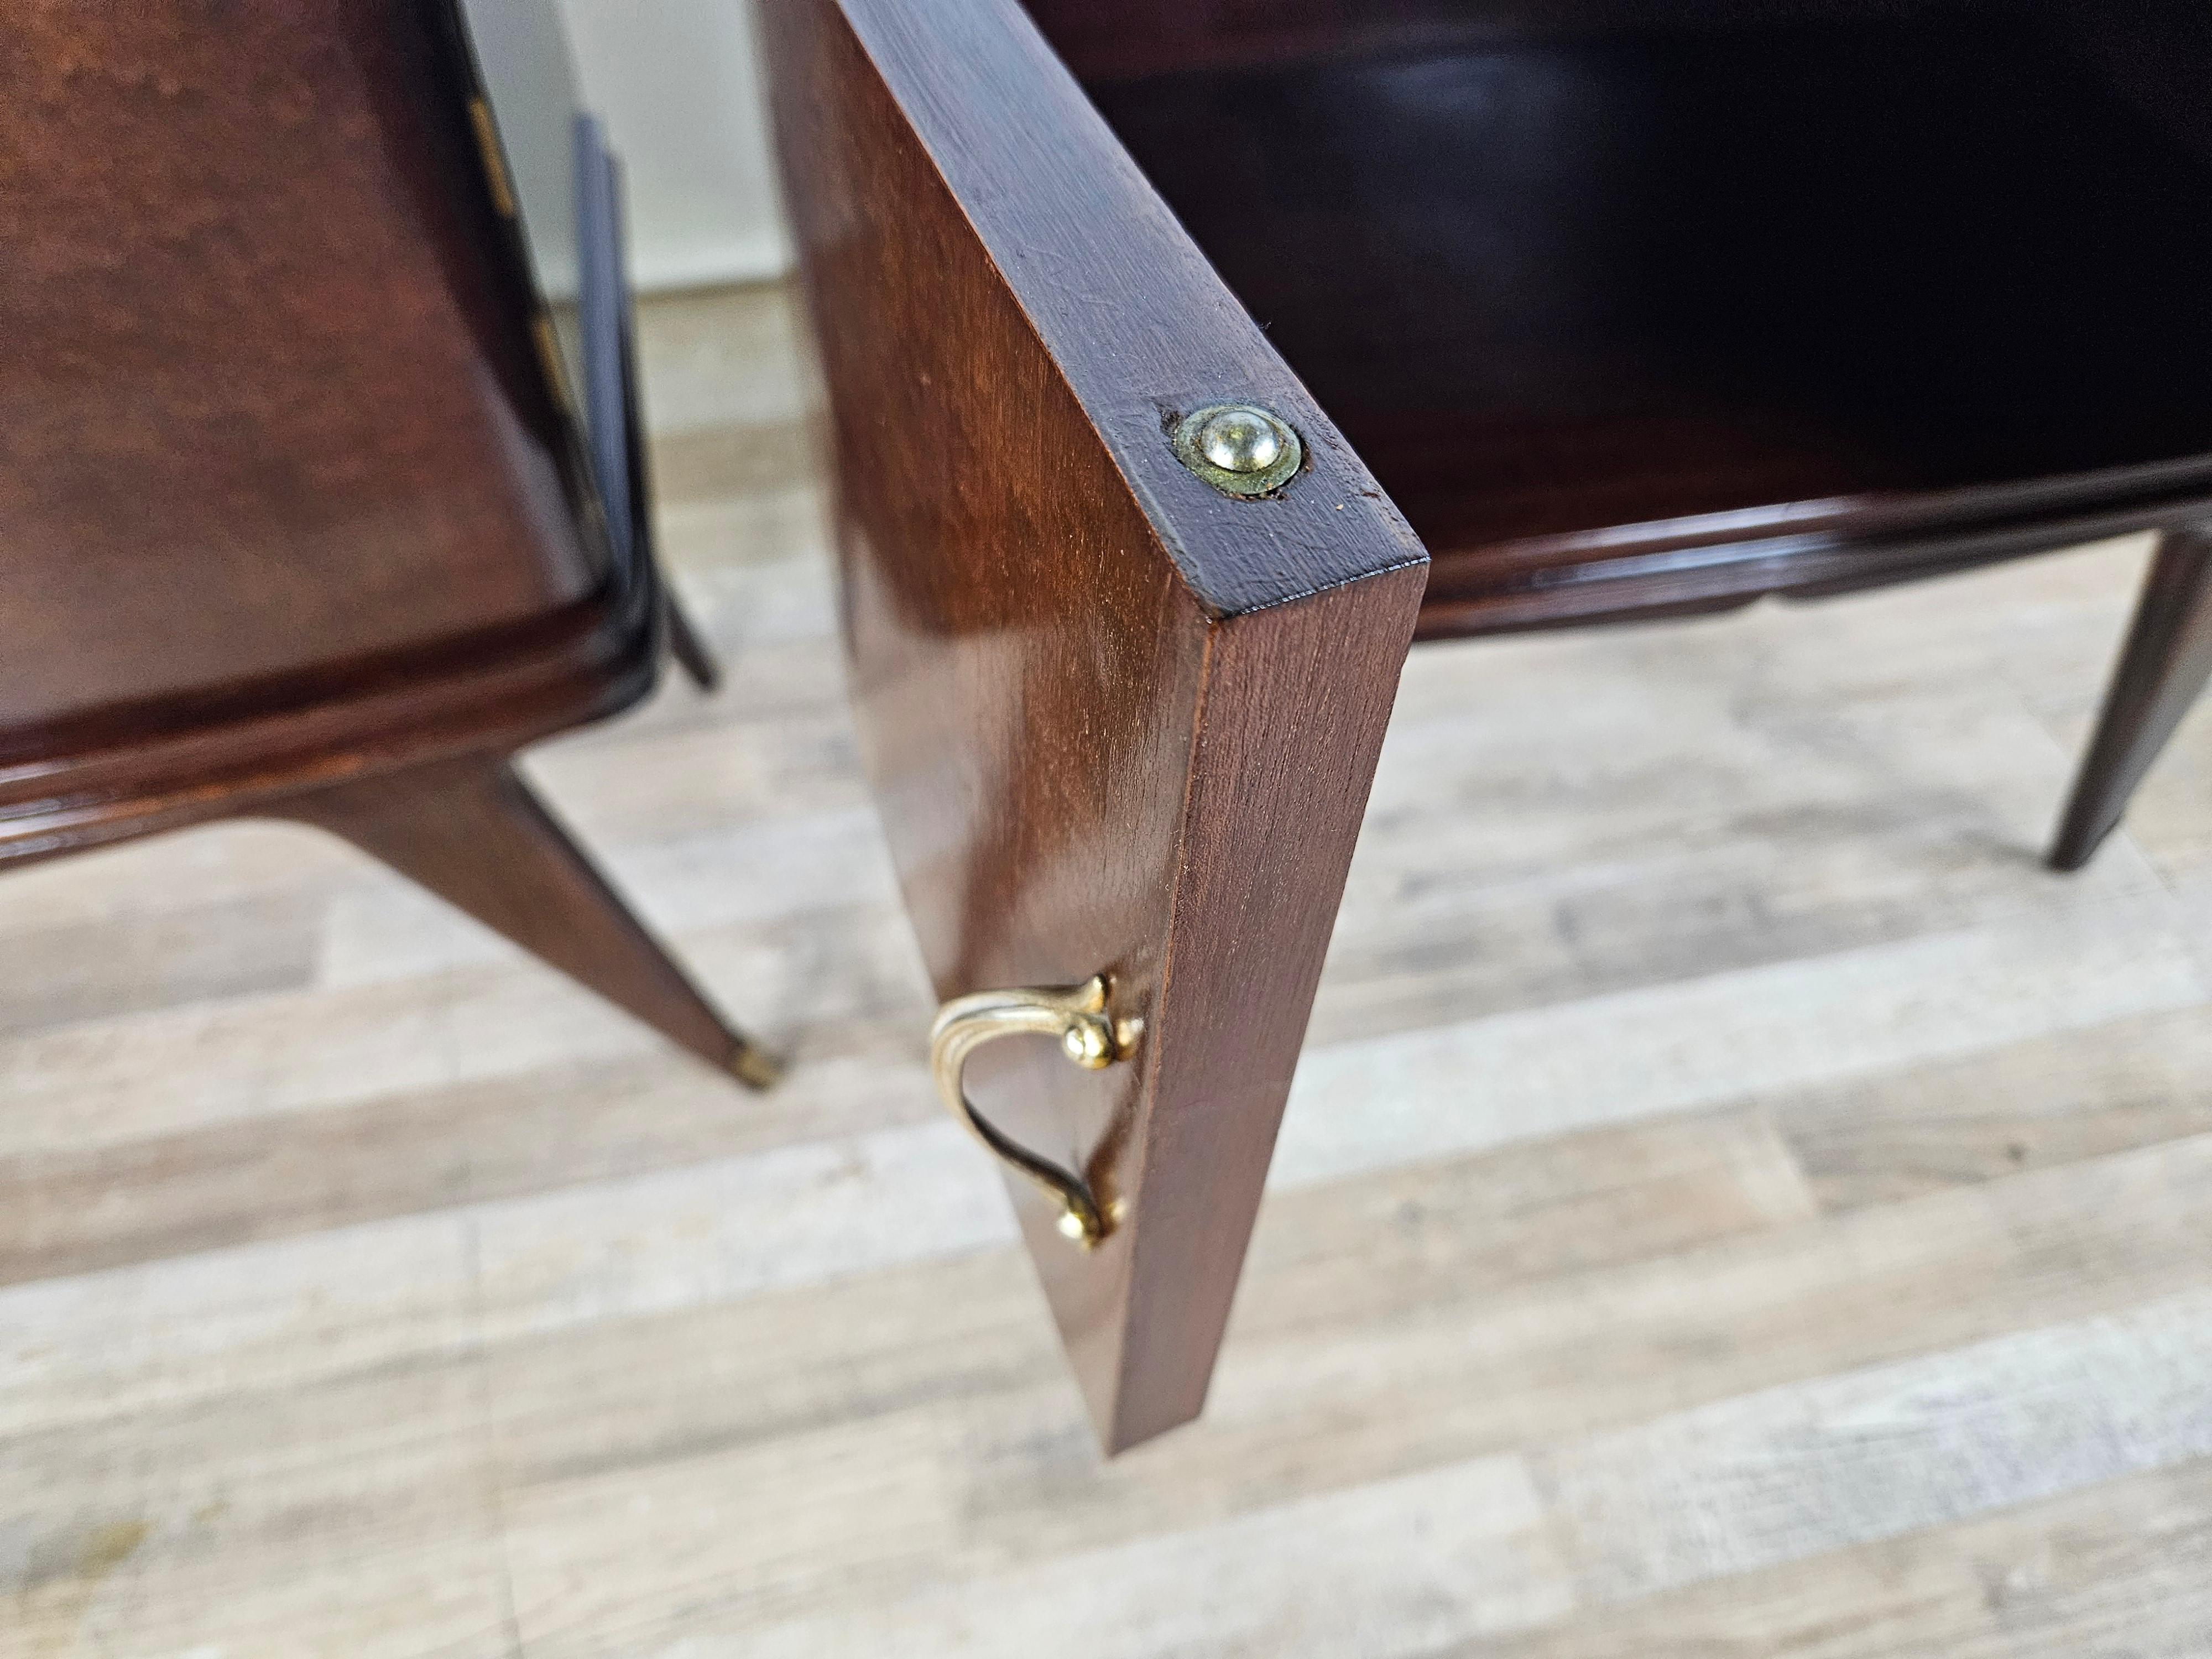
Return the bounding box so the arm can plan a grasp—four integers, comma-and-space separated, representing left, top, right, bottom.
760, 0, 1428, 1452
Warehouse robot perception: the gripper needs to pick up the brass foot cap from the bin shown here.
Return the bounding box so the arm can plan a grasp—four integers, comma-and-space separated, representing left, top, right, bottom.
728, 1042, 784, 1091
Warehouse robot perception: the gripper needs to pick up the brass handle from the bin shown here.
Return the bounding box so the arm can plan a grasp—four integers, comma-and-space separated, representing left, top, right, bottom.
930, 974, 1137, 1248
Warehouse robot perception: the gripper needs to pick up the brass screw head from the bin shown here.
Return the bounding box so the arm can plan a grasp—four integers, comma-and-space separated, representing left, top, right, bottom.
1171, 403, 1302, 497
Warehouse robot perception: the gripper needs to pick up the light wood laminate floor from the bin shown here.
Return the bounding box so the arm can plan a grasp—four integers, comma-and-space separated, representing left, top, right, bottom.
6, 284, 2212, 1657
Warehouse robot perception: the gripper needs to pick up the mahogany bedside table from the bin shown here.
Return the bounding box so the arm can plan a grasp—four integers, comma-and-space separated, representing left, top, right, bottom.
1, 3, 771, 1086
760, 0, 2212, 1450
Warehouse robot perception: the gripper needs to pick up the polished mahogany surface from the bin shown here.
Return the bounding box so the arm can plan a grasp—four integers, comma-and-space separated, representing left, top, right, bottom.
0, 1, 603, 745
0, 5, 750, 1077
763, 0, 1424, 1451
0, 1, 664, 867
1086, 10, 2212, 576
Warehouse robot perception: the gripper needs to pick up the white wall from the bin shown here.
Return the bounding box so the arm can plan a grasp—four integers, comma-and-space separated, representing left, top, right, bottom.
555, 0, 791, 290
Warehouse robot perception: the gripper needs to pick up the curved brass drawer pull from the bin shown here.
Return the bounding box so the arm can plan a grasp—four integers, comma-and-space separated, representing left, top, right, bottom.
930, 974, 1136, 1248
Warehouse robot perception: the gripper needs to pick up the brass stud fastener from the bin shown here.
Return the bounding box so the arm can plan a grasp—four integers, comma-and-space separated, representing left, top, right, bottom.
1171, 403, 1302, 497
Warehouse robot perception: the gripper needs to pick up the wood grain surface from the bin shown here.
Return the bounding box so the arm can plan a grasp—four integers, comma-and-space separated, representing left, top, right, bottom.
0, 1, 666, 864
0, 6, 760, 1091
760, 0, 1426, 1448
4, 282, 2212, 1655
0, 1, 602, 733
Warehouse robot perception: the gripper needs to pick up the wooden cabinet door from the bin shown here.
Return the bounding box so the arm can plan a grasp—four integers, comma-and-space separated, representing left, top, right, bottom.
760, 0, 1428, 1452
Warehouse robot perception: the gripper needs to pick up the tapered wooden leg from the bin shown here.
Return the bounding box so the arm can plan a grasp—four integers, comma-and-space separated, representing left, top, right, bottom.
284, 754, 776, 1086
2051, 528, 2212, 872
665, 592, 722, 692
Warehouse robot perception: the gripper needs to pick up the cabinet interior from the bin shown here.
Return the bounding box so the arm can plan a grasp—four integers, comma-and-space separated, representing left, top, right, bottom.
1025, 0, 2212, 560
